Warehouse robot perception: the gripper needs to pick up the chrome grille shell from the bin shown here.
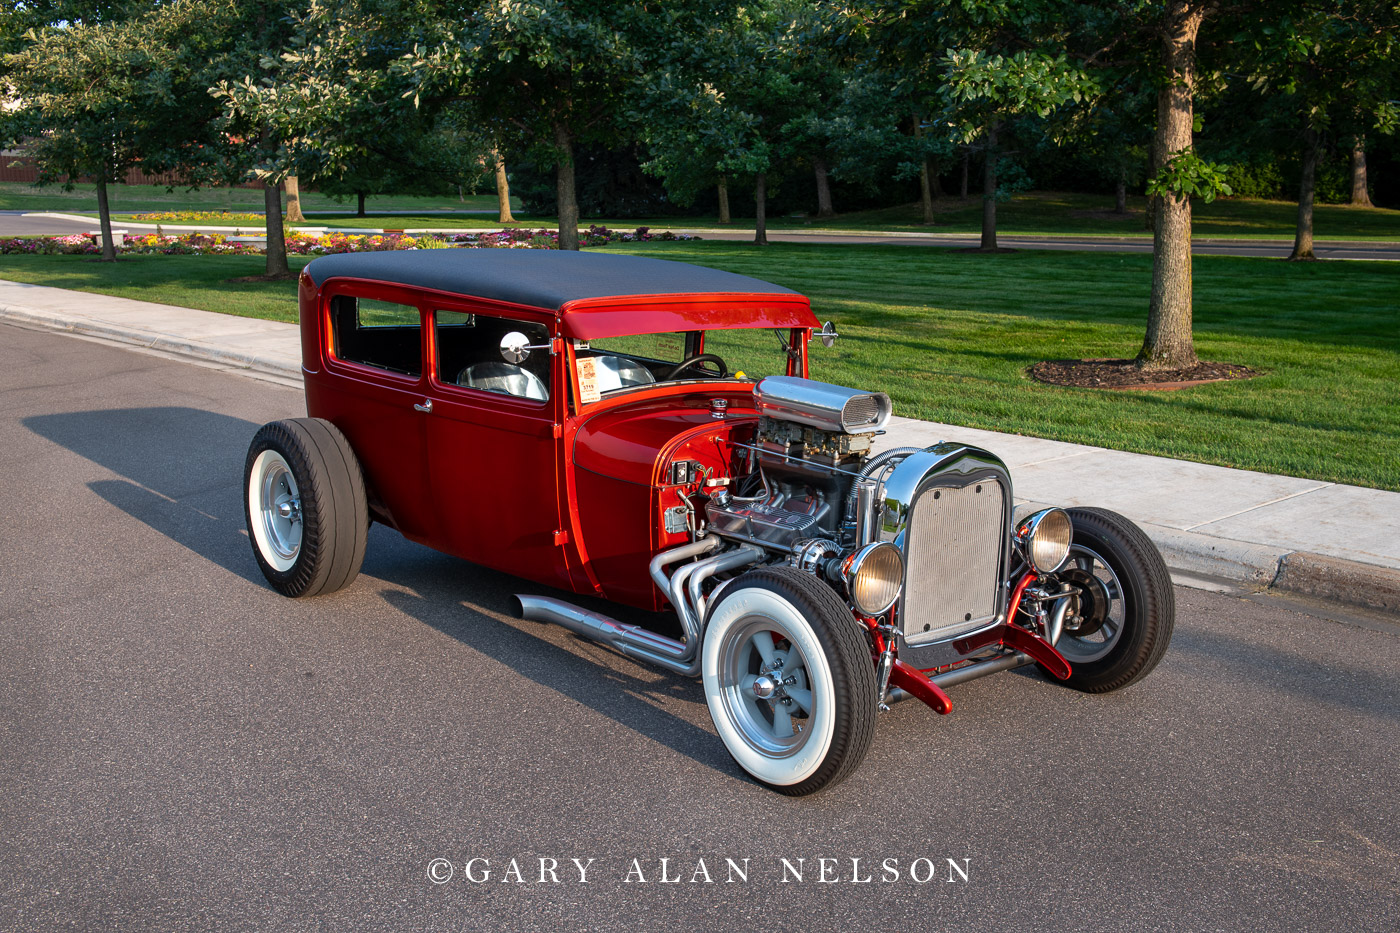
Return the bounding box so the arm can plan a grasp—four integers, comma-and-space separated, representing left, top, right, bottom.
878, 444, 1013, 650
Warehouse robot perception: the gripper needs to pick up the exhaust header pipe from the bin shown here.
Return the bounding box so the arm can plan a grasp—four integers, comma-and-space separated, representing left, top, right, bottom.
516, 595, 695, 673
519, 539, 763, 677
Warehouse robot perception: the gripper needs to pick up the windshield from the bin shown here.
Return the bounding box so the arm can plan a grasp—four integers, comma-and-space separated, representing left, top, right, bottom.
584, 328, 800, 395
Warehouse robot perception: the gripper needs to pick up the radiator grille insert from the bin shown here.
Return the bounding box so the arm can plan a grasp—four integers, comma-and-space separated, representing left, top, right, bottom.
901, 480, 1005, 645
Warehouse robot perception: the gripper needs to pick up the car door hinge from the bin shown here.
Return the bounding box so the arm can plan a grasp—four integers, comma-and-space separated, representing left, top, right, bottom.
552, 424, 562, 438
553, 530, 570, 546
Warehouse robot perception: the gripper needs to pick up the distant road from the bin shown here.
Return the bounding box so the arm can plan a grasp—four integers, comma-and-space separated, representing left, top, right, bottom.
3, 210, 1395, 260
686, 228, 1400, 261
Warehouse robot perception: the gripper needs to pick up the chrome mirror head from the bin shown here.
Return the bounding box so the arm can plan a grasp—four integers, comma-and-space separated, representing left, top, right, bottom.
817, 321, 839, 348
500, 331, 531, 363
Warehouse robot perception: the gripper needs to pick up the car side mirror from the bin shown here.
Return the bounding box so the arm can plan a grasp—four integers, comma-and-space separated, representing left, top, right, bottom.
816, 321, 839, 348
500, 331, 551, 363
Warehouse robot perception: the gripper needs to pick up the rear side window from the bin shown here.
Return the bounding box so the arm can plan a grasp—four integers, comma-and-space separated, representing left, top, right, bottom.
329, 295, 422, 377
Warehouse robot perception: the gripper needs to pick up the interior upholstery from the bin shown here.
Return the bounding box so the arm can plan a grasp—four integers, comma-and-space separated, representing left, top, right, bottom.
589, 354, 657, 392
458, 362, 549, 401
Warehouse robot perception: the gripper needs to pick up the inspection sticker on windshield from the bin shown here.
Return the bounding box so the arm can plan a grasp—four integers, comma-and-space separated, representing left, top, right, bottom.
577, 357, 601, 404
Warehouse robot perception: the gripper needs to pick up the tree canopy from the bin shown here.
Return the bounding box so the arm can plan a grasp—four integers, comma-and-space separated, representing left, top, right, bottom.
2, 0, 1396, 356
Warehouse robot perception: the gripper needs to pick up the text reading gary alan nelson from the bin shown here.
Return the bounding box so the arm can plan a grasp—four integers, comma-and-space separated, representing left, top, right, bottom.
425, 857, 971, 886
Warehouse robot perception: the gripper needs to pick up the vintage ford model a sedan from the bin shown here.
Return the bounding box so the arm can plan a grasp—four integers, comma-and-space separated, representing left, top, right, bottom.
244, 249, 1174, 795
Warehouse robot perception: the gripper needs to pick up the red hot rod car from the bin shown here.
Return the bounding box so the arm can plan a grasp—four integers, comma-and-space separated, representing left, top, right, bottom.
244, 249, 1174, 795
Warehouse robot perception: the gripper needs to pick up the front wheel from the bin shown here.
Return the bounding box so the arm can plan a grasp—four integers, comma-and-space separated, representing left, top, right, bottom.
244, 418, 369, 597
702, 567, 876, 796
1053, 507, 1174, 693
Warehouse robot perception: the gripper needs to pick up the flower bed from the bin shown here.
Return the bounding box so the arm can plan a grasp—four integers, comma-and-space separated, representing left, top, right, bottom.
0, 226, 698, 256
132, 210, 267, 224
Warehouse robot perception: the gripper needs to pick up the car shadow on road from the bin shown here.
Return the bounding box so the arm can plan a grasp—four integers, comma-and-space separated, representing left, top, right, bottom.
23, 406, 264, 584
372, 547, 742, 783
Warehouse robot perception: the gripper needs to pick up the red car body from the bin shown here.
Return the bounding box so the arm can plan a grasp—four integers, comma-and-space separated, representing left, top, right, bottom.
242, 249, 1175, 796
297, 251, 818, 608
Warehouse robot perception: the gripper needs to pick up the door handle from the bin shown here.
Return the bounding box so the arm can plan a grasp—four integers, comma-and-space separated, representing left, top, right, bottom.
414, 399, 433, 413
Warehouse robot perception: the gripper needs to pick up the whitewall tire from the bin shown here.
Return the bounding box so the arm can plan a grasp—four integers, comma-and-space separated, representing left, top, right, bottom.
702, 567, 876, 796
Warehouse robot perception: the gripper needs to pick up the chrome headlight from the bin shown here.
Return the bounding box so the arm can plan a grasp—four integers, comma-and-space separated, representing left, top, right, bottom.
841, 542, 905, 616
1015, 508, 1073, 574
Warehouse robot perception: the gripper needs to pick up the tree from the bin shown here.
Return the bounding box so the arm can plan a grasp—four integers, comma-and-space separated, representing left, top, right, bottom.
391, 0, 673, 250
858, 0, 1095, 249
1, 1, 229, 260
1234, 2, 1400, 260
1136, 0, 1218, 369
217, 1, 502, 245
1350, 137, 1373, 207
640, 1, 821, 244
212, 0, 363, 277
941, 47, 1097, 249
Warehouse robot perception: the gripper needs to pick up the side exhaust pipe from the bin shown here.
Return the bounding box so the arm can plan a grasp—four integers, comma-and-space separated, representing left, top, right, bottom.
516, 595, 696, 674
519, 539, 764, 677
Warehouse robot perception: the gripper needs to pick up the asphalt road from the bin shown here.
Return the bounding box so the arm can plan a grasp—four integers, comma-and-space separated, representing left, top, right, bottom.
2, 324, 1398, 932
4, 209, 1396, 259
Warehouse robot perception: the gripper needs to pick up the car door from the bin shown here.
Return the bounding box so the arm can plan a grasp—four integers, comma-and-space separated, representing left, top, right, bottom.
313, 284, 436, 543
422, 306, 570, 587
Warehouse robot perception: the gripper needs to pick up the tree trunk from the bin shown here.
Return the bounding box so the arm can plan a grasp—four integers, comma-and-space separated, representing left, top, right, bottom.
554, 123, 580, 251
916, 114, 934, 223
1350, 138, 1372, 208
980, 124, 999, 250
1115, 168, 1128, 214
717, 178, 731, 224
919, 159, 935, 223
493, 149, 515, 223
929, 160, 944, 198
960, 150, 969, 199
1139, 1, 1207, 370
754, 173, 768, 245
1290, 128, 1320, 261
813, 157, 834, 218
264, 182, 290, 278
356, 191, 366, 217
284, 175, 305, 223
95, 177, 117, 262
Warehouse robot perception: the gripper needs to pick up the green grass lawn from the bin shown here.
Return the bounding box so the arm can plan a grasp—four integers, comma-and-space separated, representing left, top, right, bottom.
0, 181, 512, 215
809, 191, 1400, 240
12, 181, 1400, 240
1, 242, 1396, 490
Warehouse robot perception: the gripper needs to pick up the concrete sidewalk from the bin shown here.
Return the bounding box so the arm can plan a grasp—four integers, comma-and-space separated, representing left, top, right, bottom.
3, 277, 1397, 615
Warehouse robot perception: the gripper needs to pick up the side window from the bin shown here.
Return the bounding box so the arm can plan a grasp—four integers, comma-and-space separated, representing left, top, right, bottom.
329, 295, 422, 377
435, 310, 551, 402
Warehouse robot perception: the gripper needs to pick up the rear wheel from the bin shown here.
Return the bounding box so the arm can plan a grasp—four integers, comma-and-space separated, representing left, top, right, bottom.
244, 418, 368, 597
702, 567, 876, 795
1054, 507, 1174, 692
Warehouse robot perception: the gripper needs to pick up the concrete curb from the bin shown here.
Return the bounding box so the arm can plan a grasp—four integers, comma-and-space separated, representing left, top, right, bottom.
1140, 525, 1288, 585
1273, 552, 1400, 614
0, 303, 301, 381
1141, 523, 1400, 613
2, 294, 1396, 618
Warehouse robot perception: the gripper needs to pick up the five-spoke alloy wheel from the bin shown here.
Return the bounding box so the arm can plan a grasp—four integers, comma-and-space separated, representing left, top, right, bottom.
702, 567, 876, 795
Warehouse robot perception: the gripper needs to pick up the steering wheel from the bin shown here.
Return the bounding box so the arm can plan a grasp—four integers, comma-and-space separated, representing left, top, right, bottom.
667, 353, 729, 381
